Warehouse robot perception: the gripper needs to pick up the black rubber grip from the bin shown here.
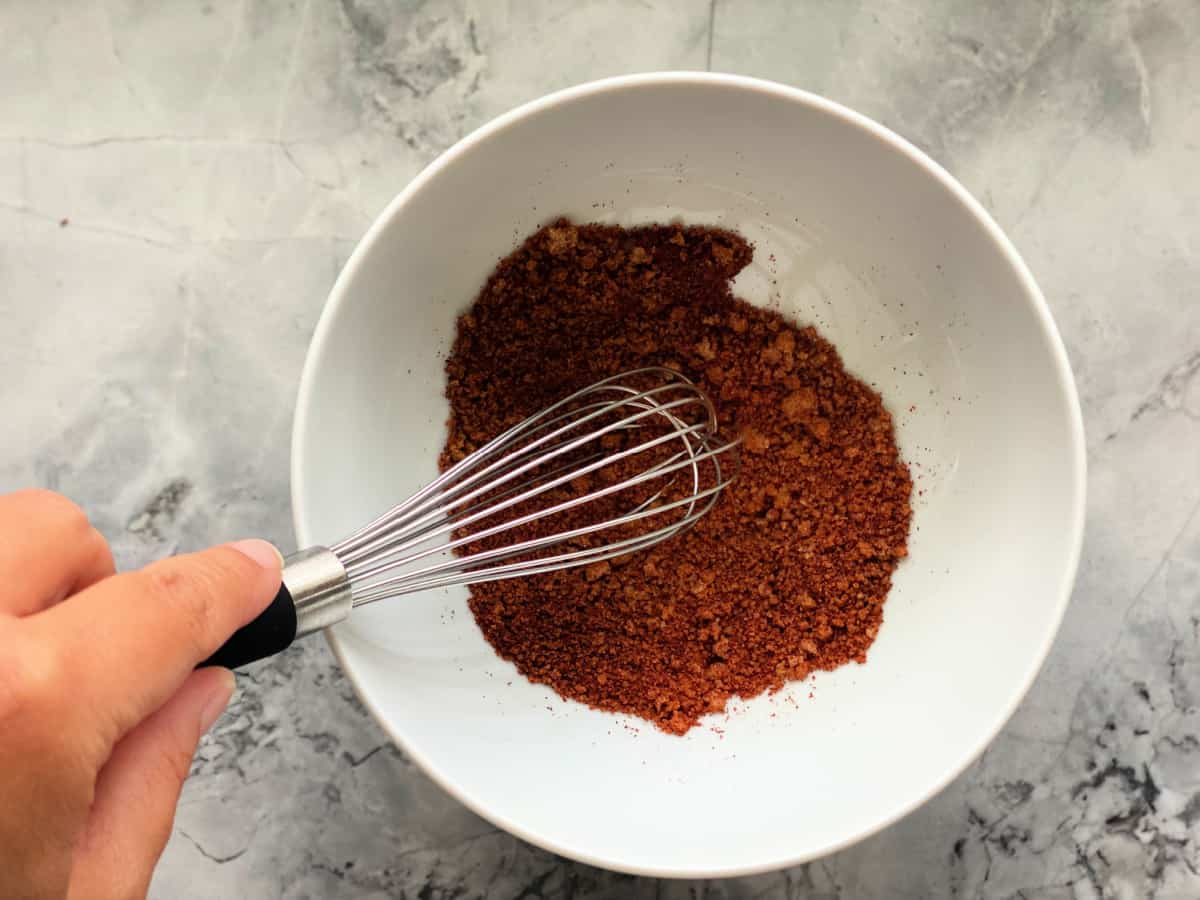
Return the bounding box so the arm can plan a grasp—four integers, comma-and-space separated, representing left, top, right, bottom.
198, 582, 298, 669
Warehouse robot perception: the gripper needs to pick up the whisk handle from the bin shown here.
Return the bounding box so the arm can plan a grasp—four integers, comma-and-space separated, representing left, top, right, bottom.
198, 546, 352, 669
199, 583, 298, 669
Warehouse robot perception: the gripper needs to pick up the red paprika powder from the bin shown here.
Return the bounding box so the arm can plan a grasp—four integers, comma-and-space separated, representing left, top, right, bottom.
441, 220, 912, 734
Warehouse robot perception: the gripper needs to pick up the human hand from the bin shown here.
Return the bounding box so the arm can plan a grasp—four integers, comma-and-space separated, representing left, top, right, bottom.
0, 489, 282, 900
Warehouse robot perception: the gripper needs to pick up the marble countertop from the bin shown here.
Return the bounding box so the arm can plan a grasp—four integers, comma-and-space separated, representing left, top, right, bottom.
2, 1, 1198, 897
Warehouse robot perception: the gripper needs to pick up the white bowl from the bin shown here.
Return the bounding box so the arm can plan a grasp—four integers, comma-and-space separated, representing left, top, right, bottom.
291, 73, 1085, 877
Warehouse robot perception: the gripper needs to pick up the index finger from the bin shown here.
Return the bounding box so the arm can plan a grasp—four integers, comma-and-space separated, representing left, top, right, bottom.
0, 490, 115, 616
28, 540, 281, 744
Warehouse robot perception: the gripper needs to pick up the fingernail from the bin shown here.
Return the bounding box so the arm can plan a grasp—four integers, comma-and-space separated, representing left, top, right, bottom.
230, 538, 284, 570
199, 668, 236, 733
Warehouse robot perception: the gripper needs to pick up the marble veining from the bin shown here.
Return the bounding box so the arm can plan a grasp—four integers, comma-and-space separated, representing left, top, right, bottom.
1, 1, 1198, 897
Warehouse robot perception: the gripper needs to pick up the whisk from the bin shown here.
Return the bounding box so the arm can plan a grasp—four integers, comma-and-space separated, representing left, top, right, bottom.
202, 368, 739, 668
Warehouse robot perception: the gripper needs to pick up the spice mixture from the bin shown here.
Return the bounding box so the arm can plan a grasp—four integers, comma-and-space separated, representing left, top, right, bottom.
440, 219, 912, 734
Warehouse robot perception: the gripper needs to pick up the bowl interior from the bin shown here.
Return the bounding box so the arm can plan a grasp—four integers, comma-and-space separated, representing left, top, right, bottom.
293, 75, 1083, 876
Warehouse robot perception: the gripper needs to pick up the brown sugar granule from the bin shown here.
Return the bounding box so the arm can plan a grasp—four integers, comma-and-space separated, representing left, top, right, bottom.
440, 219, 912, 735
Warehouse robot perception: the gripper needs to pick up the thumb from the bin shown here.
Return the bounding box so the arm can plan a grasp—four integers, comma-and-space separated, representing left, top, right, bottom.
69, 667, 236, 900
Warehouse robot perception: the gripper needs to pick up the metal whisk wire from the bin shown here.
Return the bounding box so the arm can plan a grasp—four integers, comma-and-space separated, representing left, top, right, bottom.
198, 368, 739, 670
335, 368, 739, 605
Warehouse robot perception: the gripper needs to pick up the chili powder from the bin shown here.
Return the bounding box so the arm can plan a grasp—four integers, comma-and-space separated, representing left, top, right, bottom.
440, 220, 912, 735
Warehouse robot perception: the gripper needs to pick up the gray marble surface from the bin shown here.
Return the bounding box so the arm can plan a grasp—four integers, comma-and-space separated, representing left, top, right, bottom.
2, 1, 1198, 897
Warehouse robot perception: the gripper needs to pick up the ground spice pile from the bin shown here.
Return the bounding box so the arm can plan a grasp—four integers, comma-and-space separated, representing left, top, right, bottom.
440, 219, 912, 734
